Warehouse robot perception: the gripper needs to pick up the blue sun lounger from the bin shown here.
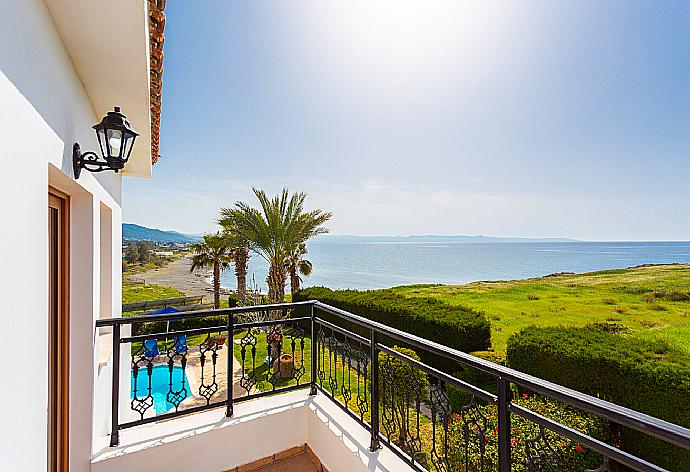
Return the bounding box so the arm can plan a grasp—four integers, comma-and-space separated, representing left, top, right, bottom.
144, 338, 159, 358
173, 335, 188, 354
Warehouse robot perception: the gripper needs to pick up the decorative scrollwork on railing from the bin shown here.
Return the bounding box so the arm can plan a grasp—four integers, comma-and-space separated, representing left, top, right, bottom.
525, 425, 560, 472
198, 333, 221, 404
267, 325, 284, 389
326, 329, 339, 394
131, 343, 156, 419
428, 381, 452, 472
585, 457, 611, 472
355, 345, 370, 422
285, 325, 306, 384
380, 353, 397, 443
316, 323, 326, 388
238, 327, 259, 395
380, 352, 425, 465
313, 322, 371, 424
459, 396, 490, 472
165, 341, 188, 412
403, 361, 425, 464
340, 337, 353, 408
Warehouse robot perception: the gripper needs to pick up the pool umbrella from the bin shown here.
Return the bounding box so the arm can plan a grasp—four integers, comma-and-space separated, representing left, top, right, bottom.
151, 306, 181, 342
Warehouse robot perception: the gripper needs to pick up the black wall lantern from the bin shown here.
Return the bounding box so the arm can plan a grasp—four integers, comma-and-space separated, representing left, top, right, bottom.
73, 106, 139, 179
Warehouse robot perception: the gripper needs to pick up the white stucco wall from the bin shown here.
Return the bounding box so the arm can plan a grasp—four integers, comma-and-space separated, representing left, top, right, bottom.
91, 391, 414, 472
0, 0, 130, 470
92, 392, 309, 472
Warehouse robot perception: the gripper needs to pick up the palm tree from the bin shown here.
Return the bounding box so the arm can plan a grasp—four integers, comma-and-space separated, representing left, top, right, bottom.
285, 243, 312, 297
232, 246, 249, 305
219, 188, 331, 305
190, 233, 233, 308
219, 224, 251, 305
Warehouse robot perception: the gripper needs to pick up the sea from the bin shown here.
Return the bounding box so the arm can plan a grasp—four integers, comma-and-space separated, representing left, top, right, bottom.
219, 240, 690, 291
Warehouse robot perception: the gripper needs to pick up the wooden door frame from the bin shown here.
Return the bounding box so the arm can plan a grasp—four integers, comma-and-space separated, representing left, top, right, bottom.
48, 186, 69, 471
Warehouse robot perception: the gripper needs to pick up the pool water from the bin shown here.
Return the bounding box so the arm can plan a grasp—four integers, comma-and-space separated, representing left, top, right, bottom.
130, 365, 190, 415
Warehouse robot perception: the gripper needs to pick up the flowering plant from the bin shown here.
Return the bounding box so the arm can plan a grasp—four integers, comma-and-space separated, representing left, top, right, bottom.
446, 393, 606, 471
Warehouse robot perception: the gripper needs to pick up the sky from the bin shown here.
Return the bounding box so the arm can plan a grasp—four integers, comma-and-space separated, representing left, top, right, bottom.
123, 1, 690, 241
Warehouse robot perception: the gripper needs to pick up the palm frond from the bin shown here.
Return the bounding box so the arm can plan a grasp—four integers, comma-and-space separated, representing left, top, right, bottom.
189, 232, 233, 272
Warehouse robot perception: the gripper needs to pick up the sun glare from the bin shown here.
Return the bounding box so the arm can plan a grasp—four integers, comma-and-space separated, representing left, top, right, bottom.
293, 1, 520, 104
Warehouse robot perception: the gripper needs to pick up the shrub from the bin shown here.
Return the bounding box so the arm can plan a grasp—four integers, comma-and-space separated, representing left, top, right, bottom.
447, 394, 605, 472
227, 293, 240, 307
294, 287, 491, 372
642, 290, 690, 303
664, 291, 690, 302
639, 319, 662, 328
447, 351, 506, 410
601, 297, 616, 305
585, 322, 629, 334
507, 327, 690, 470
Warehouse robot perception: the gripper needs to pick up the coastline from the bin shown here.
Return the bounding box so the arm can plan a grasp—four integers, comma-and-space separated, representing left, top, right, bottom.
127, 255, 689, 298
125, 256, 213, 300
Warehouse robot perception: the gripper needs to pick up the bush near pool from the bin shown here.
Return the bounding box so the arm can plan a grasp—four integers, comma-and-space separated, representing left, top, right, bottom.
507, 326, 690, 470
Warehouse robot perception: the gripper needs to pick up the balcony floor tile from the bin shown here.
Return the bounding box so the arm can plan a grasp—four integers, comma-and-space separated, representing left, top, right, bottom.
252, 452, 319, 472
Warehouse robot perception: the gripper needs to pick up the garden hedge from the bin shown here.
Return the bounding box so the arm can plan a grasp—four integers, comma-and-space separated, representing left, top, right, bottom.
507, 327, 690, 470
294, 287, 491, 372
447, 350, 507, 409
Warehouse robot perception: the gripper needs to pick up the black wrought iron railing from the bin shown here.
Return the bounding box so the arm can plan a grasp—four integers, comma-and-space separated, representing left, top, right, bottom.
95, 300, 690, 471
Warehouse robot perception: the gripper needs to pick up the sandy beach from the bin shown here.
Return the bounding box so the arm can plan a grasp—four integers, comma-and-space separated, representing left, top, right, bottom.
127, 256, 213, 301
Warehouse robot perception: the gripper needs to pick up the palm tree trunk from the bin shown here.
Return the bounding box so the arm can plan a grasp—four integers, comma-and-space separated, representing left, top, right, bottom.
290, 267, 300, 297
234, 247, 248, 305
267, 264, 287, 305
213, 261, 221, 309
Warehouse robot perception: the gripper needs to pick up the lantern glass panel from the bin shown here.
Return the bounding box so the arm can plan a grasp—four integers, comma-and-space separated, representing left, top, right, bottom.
106, 129, 123, 158
96, 128, 108, 159
121, 133, 134, 161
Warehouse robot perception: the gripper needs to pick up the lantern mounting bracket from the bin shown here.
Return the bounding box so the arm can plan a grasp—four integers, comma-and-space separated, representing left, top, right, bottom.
73, 143, 119, 179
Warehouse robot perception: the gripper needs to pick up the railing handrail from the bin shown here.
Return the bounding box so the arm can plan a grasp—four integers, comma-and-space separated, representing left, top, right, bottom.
96, 300, 314, 326
96, 299, 690, 454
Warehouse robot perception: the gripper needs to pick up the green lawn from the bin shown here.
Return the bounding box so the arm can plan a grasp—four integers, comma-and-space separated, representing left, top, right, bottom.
122, 279, 183, 305
231, 327, 372, 416
232, 327, 312, 393
391, 264, 690, 354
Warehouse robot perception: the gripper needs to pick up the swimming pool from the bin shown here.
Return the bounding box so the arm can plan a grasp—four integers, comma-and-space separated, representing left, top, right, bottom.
130, 365, 190, 415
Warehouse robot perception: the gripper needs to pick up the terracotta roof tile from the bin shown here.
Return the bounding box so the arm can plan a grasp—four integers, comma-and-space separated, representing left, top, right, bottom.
149, 0, 166, 164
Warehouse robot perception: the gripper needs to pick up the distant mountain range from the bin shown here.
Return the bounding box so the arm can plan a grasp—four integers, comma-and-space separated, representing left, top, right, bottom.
122, 224, 578, 244
122, 223, 200, 243
310, 234, 579, 243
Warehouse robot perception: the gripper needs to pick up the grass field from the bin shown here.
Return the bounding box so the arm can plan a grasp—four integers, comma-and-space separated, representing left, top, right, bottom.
121, 263, 690, 354
391, 264, 690, 353
122, 278, 183, 305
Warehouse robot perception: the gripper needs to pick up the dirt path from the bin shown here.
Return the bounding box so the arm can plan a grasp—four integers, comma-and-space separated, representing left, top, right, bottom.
127, 256, 212, 301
